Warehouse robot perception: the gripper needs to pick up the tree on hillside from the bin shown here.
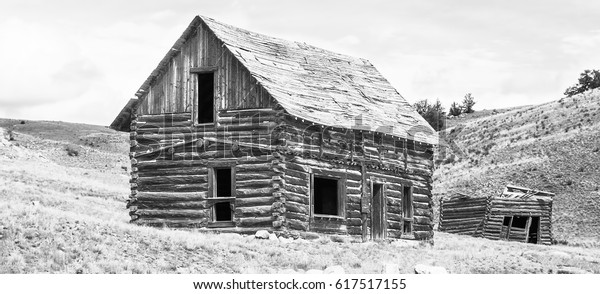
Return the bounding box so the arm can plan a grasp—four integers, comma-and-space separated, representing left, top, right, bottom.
564, 69, 600, 97
462, 93, 476, 113
414, 99, 446, 131
448, 102, 463, 116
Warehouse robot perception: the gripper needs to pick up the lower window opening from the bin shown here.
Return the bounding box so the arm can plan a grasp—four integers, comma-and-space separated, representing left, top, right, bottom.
214, 168, 233, 222
402, 221, 412, 234
314, 177, 339, 216
214, 202, 232, 222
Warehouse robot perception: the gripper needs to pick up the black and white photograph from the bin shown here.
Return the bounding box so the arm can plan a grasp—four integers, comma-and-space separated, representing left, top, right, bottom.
0, 0, 599, 292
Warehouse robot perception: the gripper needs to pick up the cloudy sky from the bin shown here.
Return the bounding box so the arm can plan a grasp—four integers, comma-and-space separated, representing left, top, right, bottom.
1, 0, 599, 125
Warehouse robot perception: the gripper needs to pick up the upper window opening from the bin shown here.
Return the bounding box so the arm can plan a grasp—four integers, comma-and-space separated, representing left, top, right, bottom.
216, 168, 232, 197
402, 185, 413, 218
196, 72, 214, 123
313, 176, 339, 216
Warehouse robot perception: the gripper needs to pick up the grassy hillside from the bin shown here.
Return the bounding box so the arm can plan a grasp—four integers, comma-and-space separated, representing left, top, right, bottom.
434, 89, 600, 245
1, 118, 599, 274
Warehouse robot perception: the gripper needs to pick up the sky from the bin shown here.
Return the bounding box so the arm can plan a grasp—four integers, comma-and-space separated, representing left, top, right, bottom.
1, 0, 599, 126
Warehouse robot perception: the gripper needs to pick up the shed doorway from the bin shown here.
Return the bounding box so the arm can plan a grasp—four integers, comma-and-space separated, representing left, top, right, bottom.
372, 183, 386, 240
527, 216, 540, 244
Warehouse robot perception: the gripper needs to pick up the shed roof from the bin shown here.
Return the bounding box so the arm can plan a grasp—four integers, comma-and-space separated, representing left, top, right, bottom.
114, 16, 437, 145
498, 185, 555, 199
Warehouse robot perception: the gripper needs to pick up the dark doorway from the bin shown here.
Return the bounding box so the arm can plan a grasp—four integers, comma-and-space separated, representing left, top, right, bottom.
372, 183, 385, 239
313, 177, 339, 216
527, 216, 540, 244
197, 72, 214, 123
214, 168, 232, 221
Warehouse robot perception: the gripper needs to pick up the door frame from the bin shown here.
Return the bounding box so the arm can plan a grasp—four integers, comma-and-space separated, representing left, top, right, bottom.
370, 178, 387, 240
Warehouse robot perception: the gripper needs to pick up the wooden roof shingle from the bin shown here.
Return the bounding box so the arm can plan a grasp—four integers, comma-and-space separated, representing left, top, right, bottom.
200, 16, 437, 145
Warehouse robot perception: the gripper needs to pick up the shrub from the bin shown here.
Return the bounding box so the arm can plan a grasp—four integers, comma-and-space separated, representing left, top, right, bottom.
66, 145, 81, 156
413, 99, 446, 131
462, 93, 476, 113
448, 102, 462, 116
564, 69, 600, 97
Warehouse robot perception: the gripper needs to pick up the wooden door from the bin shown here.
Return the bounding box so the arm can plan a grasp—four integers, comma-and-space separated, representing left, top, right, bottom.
372, 183, 386, 239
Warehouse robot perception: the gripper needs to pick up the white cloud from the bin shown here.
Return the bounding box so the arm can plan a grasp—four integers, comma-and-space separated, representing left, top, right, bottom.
561, 30, 600, 55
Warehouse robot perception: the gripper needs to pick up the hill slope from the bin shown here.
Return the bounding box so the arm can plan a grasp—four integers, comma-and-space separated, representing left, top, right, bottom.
1, 118, 599, 274
434, 89, 600, 244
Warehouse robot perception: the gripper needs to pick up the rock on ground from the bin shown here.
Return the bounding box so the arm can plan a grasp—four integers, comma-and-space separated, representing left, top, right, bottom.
305, 269, 324, 274
414, 264, 448, 274
254, 230, 270, 239
556, 267, 591, 274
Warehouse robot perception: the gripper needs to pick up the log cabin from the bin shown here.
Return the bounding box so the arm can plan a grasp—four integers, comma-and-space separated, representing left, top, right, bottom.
110, 15, 438, 241
439, 185, 554, 245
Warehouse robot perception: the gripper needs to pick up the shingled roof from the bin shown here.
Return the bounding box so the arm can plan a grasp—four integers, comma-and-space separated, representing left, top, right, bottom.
117, 16, 438, 145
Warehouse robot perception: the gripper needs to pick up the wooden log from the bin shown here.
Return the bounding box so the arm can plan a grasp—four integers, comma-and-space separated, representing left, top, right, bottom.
283, 174, 308, 186
135, 209, 209, 218
137, 175, 207, 186
284, 191, 309, 204
236, 179, 272, 188
286, 211, 310, 222
135, 201, 209, 209
138, 167, 208, 177
414, 216, 431, 225
134, 218, 207, 228
285, 183, 309, 195
236, 187, 273, 197
136, 191, 207, 201
237, 216, 273, 227
285, 201, 309, 214
236, 162, 272, 172
137, 159, 209, 170
287, 218, 309, 231
283, 168, 307, 180
236, 196, 274, 207
138, 113, 191, 123
237, 205, 272, 217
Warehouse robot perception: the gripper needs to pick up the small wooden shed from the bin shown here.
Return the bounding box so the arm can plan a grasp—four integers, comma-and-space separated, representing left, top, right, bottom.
439, 185, 554, 245
110, 16, 438, 240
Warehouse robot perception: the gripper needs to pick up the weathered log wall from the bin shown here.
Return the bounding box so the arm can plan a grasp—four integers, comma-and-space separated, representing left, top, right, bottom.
276, 116, 434, 240
137, 21, 272, 115
482, 197, 553, 245
439, 196, 487, 236
128, 110, 280, 230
